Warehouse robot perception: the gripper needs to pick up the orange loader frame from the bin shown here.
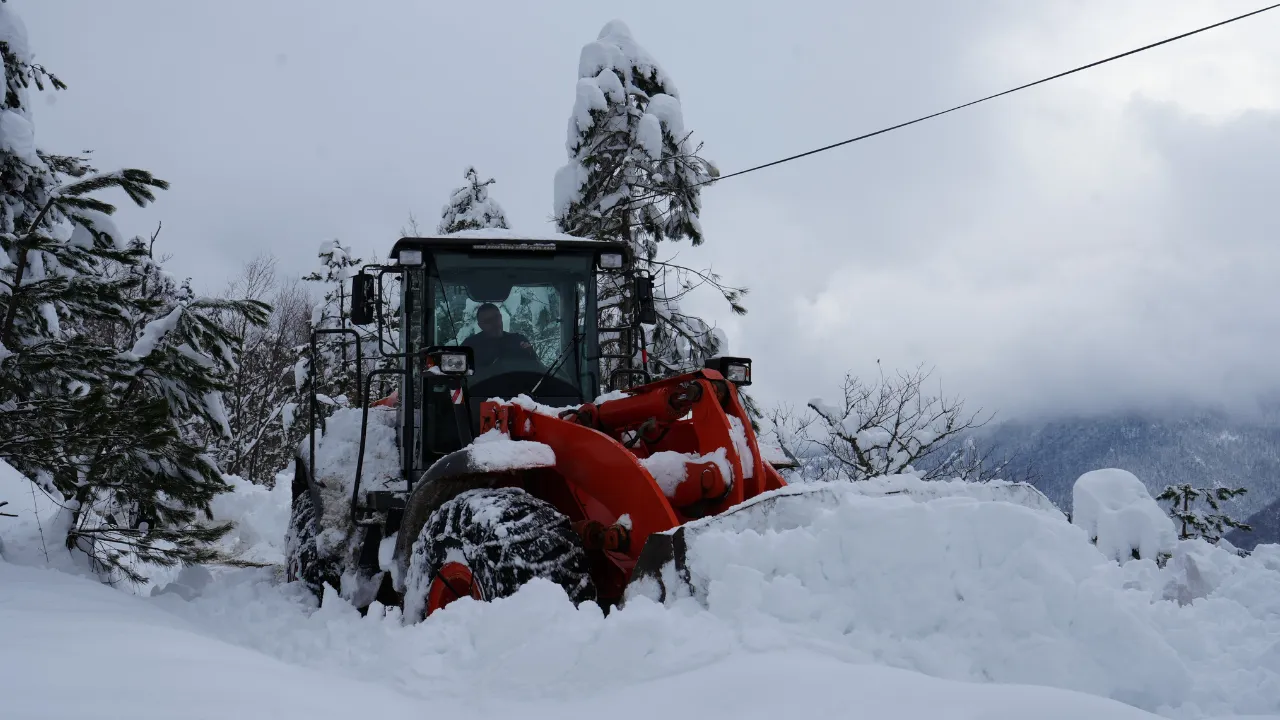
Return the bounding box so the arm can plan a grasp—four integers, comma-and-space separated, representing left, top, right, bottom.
468, 367, 786, 606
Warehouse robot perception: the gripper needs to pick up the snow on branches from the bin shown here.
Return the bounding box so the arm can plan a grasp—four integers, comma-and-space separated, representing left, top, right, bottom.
770, 364, 1010, 482
553, 20, 741, 390
439, 167, 509, 234
553, 20, 717, 255
0, 0, 270, 583
1157, 483, 1252, 543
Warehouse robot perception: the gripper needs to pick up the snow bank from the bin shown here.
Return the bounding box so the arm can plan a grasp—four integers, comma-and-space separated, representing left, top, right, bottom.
629, 478, 1279, 718
2, 560, 1169, 720
208, 473, 291, 567
1073, 469, 1176, 563
0, 561, 427, 720
10, 453, 1279, 719
1, 451, 290, 590
0, 458, 70, 571
660, 475, 1064, 538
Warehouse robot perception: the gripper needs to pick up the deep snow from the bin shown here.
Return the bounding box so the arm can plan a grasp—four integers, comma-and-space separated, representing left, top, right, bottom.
3, 561, 1174, 720
3, 460, 1279, 720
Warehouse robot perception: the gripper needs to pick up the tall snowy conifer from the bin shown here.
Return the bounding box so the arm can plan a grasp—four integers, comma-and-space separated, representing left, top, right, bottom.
553, 21, 750, 399
438, 167, 509, 234
0, 1, 273, 582
0, 0, 168, 478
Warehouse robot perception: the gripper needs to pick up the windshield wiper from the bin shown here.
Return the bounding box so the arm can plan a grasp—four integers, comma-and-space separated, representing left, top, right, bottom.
530, 284, 582, 396
530, 332, 581, 396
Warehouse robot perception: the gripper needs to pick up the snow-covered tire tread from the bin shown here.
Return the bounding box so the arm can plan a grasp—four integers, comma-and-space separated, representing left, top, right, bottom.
285, 469, 340, 602
402, 486, 595, 622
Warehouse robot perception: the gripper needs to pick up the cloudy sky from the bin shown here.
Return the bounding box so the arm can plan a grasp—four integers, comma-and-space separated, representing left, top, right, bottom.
15, 0, 1280, 421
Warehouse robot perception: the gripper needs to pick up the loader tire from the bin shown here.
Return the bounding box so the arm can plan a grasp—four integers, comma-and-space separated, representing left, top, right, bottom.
402, 487, 595, 622
285, 459, 340, 603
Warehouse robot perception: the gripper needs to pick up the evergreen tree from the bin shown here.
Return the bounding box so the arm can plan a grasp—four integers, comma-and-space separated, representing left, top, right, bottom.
0, 0, 166, 484
71, 240, 270, 582
1156, 483, 1252, 543
438, 167, 509, 234
552, 20, 747, 394
432, 168, 501, 346
0, 1, 270, 582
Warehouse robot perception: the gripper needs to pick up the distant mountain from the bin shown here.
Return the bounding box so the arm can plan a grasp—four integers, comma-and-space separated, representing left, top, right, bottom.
1227, 496, 1280, 550
953, 408, 1280, 533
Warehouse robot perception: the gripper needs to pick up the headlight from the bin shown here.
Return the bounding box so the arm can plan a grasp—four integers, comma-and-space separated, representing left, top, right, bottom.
598, 252, 623, 269
399, 249, 424, 266
425, 346, 474, 376
439, 352, 468, 374
703, 356, 753, 386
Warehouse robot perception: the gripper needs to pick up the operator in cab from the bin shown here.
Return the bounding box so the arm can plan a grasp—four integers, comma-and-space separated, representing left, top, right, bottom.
461, 303, 542, 369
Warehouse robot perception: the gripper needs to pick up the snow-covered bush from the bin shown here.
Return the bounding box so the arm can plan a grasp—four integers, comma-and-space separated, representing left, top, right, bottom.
1072, 468, 1176, 564
213, 255, 315, 486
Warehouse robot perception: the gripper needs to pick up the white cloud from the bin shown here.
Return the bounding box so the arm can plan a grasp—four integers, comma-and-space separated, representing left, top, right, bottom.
16, 0, 1280, 421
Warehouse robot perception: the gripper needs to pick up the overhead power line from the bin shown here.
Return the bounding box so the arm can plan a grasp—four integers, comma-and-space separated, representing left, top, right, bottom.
696, 2, 1280, 188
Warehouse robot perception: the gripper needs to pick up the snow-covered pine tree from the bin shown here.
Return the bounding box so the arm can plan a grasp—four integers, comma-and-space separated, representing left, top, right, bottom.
0, 0, 273, 582
0, 0, 167, 484
1156, 483, 1252, 543
438, 166, 509, 234
432, 169, 500, 345
552, 21, 749, 398
71, 240, 270, 582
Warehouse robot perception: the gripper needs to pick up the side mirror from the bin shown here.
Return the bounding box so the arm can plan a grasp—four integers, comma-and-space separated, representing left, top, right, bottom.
350, 272, 376, 326
634, 274, 656, 326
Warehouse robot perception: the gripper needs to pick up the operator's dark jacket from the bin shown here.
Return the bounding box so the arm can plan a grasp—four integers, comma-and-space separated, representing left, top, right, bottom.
462, 330, 539, 368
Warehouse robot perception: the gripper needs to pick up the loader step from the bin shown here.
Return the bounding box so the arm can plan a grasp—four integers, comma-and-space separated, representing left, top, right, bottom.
364, 491, 406, 512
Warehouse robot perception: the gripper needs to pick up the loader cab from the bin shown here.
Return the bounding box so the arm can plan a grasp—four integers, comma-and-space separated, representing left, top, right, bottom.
355, 231, 645, 480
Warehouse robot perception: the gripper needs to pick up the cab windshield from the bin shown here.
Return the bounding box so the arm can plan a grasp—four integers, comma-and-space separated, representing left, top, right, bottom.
427, 251, 598, 401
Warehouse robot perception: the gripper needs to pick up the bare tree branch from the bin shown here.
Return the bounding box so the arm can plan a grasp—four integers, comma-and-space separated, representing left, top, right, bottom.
768, 364, 1029, 483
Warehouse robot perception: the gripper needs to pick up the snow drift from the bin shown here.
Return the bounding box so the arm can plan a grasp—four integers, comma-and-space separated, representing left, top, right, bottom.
2, 560, 1169, 720
625, 473, 1279, 718
4, 457, 1280, 719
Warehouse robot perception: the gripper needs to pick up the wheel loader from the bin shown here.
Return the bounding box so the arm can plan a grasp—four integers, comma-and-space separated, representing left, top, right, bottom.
286, 230, 789, 621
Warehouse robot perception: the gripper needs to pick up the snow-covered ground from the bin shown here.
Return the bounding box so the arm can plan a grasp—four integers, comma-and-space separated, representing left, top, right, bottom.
2, 460, 1278, 720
